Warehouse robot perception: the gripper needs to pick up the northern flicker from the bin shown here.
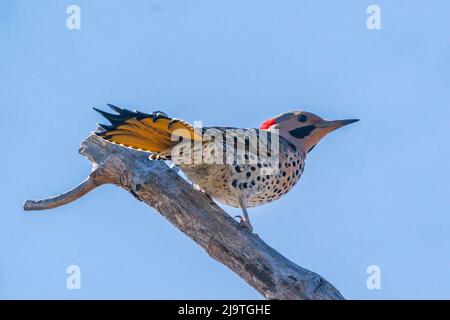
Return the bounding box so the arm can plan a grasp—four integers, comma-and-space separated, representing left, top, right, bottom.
94, 105, 358, 232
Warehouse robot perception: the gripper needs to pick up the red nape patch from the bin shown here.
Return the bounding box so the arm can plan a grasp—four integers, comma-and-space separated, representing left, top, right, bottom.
260, 118, 276, 130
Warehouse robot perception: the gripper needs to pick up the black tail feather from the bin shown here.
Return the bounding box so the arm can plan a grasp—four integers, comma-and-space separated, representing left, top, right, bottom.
93, 105, 171, 136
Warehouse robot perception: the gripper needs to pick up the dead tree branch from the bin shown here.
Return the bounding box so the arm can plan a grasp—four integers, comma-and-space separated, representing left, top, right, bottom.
24, 134, 344, 300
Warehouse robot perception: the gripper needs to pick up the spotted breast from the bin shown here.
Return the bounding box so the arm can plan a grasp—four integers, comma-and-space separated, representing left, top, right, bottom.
180, 132, 306, 208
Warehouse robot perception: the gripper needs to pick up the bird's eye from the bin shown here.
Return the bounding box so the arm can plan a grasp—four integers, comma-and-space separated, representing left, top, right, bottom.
298, 115, 307, 122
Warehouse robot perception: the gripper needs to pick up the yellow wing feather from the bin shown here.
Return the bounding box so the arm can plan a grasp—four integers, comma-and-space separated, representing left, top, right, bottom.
94, 106, 201, 156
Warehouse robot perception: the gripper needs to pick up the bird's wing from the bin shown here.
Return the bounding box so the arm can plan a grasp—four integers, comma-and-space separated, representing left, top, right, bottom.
94, 105, 202, 157
200, 127, 280, 163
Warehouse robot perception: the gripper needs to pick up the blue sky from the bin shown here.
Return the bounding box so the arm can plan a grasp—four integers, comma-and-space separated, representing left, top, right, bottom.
1, 0, 449, 299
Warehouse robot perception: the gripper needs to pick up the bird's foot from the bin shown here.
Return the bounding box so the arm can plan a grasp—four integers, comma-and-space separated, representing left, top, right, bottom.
234, 215, 254, 233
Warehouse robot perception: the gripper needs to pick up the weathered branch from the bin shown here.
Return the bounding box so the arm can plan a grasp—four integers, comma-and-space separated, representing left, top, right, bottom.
24, 173, 104, 211
24, 134, 344, 300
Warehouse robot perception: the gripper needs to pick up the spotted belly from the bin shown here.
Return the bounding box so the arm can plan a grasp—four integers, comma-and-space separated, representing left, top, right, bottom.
180, 154, 305, 208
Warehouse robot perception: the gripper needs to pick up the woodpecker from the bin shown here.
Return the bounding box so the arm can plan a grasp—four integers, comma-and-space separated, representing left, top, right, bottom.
94, 105, 358, 232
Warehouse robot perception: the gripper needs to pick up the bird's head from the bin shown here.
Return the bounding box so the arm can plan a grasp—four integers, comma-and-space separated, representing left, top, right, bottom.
260, 111, 359, 154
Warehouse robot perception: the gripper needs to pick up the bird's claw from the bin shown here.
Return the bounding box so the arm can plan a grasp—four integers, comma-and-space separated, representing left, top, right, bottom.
234, 215, 253, 232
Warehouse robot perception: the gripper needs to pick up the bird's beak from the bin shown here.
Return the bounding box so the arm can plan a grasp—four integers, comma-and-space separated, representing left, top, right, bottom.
316, 119, 359, 130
